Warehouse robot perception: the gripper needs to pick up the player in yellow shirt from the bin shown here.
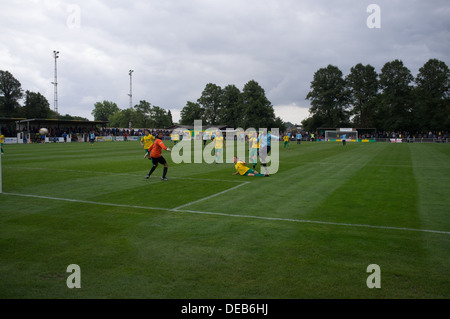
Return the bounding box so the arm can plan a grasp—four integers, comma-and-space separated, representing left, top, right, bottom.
0, 134, 5, 154
283, 134, 290, 149
233, 157, 267, 176
140, 129, 155, 160
249, 132, 260, 169
213, 130, 225, 163
172, 132, 180, 145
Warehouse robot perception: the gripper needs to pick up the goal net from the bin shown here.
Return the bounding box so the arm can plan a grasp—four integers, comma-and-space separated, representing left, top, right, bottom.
325, 130, 358, 142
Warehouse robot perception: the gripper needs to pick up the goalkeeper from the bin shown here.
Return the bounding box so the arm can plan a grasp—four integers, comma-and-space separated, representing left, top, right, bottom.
341, 134, 347, 146
144, 131, 171, 181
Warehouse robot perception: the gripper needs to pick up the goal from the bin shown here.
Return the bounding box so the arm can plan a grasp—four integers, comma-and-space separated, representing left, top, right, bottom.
325, 129, 358, 142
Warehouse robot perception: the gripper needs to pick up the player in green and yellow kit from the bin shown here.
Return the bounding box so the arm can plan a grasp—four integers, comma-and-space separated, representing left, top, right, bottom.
283, 134, 290, 149
141, 129, 155, 159
233, 157, 267, 177
249, 132, 260, 169
213, 130, 225, 163
172, 132, 180, 145
0, 134, 4, 154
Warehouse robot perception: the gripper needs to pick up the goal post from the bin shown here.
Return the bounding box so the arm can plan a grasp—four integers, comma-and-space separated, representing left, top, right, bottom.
325, 129, 358, 142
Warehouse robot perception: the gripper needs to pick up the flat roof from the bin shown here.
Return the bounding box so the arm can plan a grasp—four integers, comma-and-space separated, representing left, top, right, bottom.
17, 118, 109, 126
0, 117, 27, 123
168, 124, 230, 130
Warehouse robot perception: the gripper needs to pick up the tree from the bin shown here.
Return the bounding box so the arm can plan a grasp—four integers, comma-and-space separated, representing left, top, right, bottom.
241, 80, 276, 129
180, 101, 204, 125
378, 59, 414, 131
219, 84, 242, 128
306, 65, 350, 129
345, 63, 379, 128
91, 100, 119, 122
301, 116, 321, 132
109, 108, 135, 128
133, 100, 153, 128
58, 114, 89, 121
197, 83, 222, 125
108, 103, 172, 128
152, 105, 172, 128
167, 110, 173, 126
414, 59, 450, 131
0, 70, 23, 116
273, 116, 286, 132
22, 90, 54, 118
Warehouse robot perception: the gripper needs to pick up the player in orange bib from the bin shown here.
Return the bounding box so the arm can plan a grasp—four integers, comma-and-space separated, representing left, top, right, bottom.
144, 131, 171, 180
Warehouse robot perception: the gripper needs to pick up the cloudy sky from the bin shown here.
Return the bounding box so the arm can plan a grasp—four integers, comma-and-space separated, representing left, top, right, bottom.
1, 0, 449, 125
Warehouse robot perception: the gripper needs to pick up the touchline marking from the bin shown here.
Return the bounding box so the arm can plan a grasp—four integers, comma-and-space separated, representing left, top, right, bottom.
172, 182, 250, 210
1, 192, 449, 235
281, 161, 450, 169
1, 192, 169, 211
9, 166, 243, 183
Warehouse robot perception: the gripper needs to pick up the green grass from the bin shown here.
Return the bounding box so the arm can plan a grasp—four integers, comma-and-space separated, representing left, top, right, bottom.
0, 140, 449, 299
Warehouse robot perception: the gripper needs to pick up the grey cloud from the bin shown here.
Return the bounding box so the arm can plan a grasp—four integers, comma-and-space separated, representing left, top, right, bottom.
0, 0, 448, 123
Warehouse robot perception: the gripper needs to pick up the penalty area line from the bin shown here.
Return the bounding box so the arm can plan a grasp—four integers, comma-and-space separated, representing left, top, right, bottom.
172, 181, 251, 210
1, 192, 450, 235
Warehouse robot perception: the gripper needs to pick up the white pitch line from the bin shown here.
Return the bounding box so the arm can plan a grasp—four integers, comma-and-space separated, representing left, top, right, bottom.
1, 192, 449, 235
172, 181, 250, 210
1, 192, 169, 211
8, 166, 244, 183
176, 209, 450, 235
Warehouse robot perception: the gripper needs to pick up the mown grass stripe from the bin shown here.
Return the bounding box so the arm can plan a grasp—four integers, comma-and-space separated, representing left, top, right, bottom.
2, 192, 449, 235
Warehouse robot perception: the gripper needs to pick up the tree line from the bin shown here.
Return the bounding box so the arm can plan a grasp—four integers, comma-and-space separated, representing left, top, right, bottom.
91, 79, 285, 130
0, 71, 290, 132
0, 69, 174, 128
2, 58, 448, 133
91, 100, 173, 128
0, 70, 87, 120
179, 80, 285, 130
303, 58, 449, 133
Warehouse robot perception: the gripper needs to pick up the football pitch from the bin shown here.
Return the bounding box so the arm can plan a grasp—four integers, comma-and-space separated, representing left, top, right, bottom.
0, 140, 449, 299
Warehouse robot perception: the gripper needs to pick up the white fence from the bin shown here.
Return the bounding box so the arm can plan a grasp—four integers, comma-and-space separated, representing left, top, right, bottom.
375, 138, 449, 143
2, 134, 448, 144
2, 134, 139, 144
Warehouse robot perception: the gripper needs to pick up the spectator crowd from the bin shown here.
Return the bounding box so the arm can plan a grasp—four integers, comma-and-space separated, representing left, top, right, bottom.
1, 123, 448, 143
